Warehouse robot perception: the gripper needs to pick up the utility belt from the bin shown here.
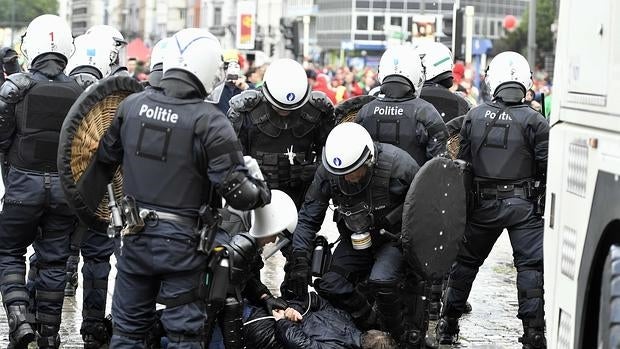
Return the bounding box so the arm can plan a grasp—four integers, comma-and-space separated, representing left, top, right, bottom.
254, 151, 317, 189
474, 178, 541, 202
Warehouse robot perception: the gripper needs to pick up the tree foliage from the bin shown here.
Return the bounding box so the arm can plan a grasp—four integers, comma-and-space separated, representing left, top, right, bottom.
493, 0, 557, 62
0, 0, 58, 26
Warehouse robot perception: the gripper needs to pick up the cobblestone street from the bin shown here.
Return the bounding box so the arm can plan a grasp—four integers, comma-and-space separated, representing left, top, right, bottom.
1, 210, 522, 348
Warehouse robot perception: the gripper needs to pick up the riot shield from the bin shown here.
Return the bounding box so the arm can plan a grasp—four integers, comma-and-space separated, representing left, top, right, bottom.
58, 75, 143, 225
401, 157, 469, 280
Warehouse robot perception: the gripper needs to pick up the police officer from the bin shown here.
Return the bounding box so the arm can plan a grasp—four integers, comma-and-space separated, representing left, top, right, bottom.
417, 41, 472, 124
0, 14, 83, 349
228, 58, 334, 300
145, 37, 170, 90
436, 52, 549, 348
64, 33, 118, 348
0, 47, 21, 85
416, 41, 473, 320
355, 45, 447, 167
77, 28, 270, 349
288, 122, 427, 347
85, 25, 129, 76
206, 189, 297, 348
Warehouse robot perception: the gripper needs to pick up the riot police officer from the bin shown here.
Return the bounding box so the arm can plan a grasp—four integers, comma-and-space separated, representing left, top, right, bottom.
436, 52, 549, 349
0, 47, 21, 85
85, 25, 128, 76
288, 122, 427, 347
417, 41, 472, 124
355, 45, 447, 167
145, 37, 170, 90
75, 28, 270, 349
64, 33, 119, 348
206, 189, 297, 348
228, 57, 334, 300
0, 14, 83, 349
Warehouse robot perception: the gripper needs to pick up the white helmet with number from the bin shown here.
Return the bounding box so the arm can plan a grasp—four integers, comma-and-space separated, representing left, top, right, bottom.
21, 14, 74, 66
262, 58, 311, 111
322, 122, 375, 176
149, 37, 170, 71
163, 28, 223, 95
485, 51, 532, 96
415, 41, 453, 81
86, 25, 127, 65
250, 190, 298, 238
66, 34, 113, 77
378, 45, 425, 97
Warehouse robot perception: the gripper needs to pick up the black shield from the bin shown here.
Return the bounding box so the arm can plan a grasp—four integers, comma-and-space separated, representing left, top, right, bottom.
58, 76, 143, 225
334, 95, 375, 124
401, 157, 468, 280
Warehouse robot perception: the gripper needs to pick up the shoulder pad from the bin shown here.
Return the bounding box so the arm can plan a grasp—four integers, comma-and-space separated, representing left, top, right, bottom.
230, 89, 262, 112
1, 73, 33, 103
308, 91, 334, 113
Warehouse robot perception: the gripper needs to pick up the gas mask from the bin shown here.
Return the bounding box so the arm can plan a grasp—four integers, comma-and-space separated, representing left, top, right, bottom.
337, 202, 374, 250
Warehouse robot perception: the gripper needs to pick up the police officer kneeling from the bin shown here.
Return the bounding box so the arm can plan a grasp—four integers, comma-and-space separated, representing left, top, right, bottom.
288, 122, 424, 347
77, 28, 270, 349
436, 52, 549, 349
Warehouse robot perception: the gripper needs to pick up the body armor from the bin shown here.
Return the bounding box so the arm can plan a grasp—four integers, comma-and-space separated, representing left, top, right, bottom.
420, 83, 471, 124
8, 75, 82, 172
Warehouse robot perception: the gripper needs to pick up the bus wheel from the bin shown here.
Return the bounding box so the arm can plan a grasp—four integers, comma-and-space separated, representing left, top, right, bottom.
599, 244, 620, 348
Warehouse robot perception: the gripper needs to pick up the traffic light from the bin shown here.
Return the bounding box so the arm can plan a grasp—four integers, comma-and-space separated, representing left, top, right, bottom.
280, 18, 300, 59
442, 8, 464, 60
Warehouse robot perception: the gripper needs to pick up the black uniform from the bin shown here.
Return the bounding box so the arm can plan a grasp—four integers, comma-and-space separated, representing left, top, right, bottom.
228, 88, 334, 208
420, 81, 472, 124
80, 70, 270, 349
0, 54, 83, 348
439, 97, 549, 348
290, 143, 425, 347
355, 78, 448, 167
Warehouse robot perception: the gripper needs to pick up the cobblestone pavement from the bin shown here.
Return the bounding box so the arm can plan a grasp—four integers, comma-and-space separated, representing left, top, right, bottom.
1, 209, 522, 348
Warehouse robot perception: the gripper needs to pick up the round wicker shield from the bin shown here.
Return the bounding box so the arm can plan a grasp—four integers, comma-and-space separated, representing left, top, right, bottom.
334, 95, 375, 124
447, 133, 461, 160
58, 76, 144, 224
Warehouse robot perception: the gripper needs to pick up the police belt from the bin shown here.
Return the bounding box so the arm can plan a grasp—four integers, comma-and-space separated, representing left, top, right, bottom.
475, 180, 534, 200
140, 209, 197, 227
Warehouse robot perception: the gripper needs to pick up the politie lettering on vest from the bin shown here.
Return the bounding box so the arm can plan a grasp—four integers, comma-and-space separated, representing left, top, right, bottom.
139, 103, 179, 123
373, 105, 404, 116
483, 109, 513, 121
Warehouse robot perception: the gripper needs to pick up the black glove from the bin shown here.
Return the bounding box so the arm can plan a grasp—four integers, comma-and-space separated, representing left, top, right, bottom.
288, 254, 311, 298
262, 295, 288, 313
300, 162, 319, 182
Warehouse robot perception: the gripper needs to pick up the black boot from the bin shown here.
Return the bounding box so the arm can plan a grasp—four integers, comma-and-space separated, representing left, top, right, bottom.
518, 320, 546, 349
37, 323, 61, 349
435, 317, 459, 345
6, 304, 36, 349
331, 289, 378, 331
428, 281, 443, 321
81, 317, 113, 349
375, 288, 407, 343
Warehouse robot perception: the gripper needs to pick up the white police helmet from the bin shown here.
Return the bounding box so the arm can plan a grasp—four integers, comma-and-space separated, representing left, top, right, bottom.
322, 122, 375, 176
485, 51, 532, 96
21, 14, 74, 66
249, 190, 298, 238
149, 37, 170, 71
262, 58, 311, 111
415, 41, 453, 81
86, 25, 127, 65
378, 45, 425, 97
163, 28, 223, 95
66, 34, 113, 78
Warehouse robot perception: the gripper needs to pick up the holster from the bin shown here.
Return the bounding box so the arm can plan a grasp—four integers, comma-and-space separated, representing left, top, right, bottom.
119, 196, 145, 236
196, 204, 222, 255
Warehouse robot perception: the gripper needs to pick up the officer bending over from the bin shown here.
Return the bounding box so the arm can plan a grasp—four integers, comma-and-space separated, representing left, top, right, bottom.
436, 52, 549, 349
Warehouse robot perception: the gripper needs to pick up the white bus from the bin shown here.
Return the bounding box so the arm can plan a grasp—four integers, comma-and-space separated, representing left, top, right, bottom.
544, 0, 620, 348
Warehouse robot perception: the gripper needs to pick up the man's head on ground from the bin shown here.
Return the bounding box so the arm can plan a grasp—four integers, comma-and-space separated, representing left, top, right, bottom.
361, 330, 397, 349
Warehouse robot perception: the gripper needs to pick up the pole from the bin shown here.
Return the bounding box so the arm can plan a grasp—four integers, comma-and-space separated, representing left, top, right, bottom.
464, 6, 474, 64
10, 0, 16, 46
303, 15, 310, 60
527, 0, 537, 67
452, 0, 459, 55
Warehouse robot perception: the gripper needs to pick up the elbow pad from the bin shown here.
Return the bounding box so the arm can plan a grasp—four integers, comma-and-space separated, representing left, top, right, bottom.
222, 170, 271, 210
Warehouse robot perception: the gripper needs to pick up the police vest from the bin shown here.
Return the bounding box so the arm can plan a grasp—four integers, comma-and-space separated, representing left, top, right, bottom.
246, 100, 322, 189
9, 78, 83, 172
469, 102, 537, 180
121, 92, 212, 209
358, 98, 428, 167
330, 144, 395, 230
420, 84, 468, 124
